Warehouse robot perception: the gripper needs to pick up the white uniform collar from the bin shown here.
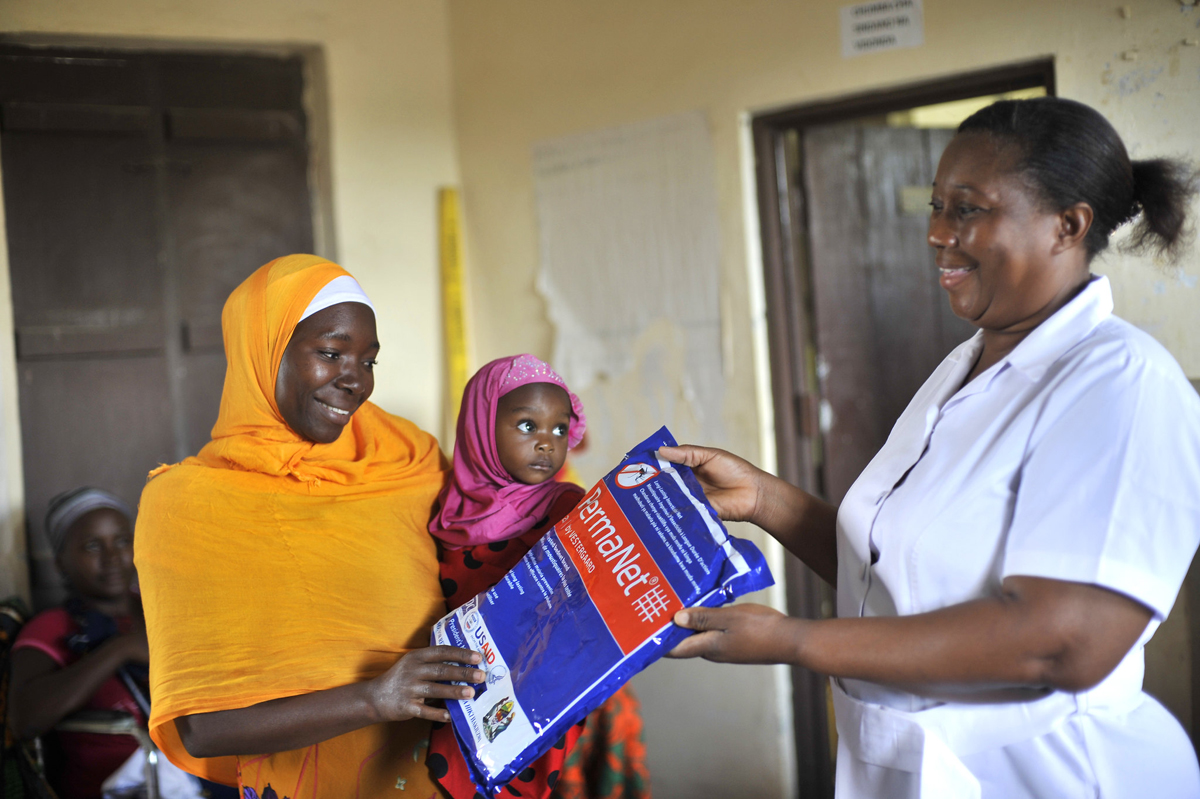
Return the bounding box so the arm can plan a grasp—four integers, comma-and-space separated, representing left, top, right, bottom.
999, 274, 1113, 383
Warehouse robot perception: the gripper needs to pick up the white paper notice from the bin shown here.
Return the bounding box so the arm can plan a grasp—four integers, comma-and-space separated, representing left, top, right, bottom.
531, 112, 727, 462
840, 0, 924, 58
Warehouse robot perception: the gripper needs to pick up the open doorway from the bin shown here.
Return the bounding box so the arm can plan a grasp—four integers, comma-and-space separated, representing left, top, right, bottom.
751, 60, 1054, 796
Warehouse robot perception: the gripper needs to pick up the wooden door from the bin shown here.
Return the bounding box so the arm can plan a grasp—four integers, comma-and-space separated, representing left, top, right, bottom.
168, 113, 315, 454
802, 124, 975, 503
0, 47, 313, 608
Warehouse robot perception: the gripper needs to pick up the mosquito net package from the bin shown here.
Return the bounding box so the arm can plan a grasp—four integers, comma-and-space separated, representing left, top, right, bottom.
432, 426, 775, 796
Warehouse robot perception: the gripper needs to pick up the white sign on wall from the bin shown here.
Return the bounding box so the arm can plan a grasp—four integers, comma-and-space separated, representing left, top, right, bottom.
840, 0, 925, 58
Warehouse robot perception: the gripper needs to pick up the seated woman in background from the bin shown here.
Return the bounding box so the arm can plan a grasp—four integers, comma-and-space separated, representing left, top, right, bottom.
9, 488, 149, 799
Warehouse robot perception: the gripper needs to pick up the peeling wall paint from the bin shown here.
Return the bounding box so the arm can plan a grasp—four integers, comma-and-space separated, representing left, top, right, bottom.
532, 112, 727, 479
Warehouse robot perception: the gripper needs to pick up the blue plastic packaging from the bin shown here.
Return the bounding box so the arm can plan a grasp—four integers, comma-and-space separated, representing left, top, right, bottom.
431, 426, 775, 796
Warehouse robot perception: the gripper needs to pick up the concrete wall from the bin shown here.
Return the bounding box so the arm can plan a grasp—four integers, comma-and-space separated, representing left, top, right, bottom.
446, 0, 1200, 794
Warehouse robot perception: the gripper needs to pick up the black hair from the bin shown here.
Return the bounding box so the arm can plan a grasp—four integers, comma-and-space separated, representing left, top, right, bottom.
957, 97, 1197, 264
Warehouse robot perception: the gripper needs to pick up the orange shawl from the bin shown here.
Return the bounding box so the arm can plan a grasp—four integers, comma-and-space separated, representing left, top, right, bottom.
135, 255, 448, 798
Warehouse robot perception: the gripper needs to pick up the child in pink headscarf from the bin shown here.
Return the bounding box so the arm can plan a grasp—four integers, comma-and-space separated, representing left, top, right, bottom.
429, 353, 587, 561
426, 354, 650, 799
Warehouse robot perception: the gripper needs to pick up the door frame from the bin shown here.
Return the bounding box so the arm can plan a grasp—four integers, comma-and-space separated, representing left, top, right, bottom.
750, 58, 1055, 797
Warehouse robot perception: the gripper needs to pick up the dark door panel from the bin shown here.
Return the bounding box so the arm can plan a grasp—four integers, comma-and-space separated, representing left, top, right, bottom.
804, 124, 974, 503
2, 132, 164, 354
180, 351, 229, 458
18, 356, 175, 599
1, 102, 154, 135
170, 142, 314, 338
169, 141, 314, 453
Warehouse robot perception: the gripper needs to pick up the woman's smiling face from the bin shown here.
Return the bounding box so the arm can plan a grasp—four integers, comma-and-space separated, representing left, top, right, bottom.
494, 383, 572, 485
275, 301, 378, 444
929, 132, 1087, 333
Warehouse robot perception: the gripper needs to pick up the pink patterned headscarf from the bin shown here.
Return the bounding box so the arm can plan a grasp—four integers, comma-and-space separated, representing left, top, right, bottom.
429, 354, 586, 548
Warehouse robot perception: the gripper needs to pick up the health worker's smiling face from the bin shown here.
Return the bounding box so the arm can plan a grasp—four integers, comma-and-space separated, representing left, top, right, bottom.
275, 302, 378, 444
495, 383, 572, 485
928, 132, 1089, 334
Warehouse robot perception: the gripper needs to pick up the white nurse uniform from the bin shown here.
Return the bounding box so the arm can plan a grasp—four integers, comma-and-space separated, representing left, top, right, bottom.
833, 276, 1200, 798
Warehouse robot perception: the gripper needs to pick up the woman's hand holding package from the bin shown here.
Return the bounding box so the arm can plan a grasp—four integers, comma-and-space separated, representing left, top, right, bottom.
177, 646, 484, 759
666, 604, 799, 664
368, 645, 486, 723
656, 445, 766, 523
659, 444, 839, 585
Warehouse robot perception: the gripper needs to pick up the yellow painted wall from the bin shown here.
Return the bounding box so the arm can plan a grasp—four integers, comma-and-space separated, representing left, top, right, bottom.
446, 0, 1200, 794
0, 0, 459, 434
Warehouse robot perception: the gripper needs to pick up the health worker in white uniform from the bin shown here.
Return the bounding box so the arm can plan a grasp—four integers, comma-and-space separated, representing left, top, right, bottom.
663, 96, 1200, 798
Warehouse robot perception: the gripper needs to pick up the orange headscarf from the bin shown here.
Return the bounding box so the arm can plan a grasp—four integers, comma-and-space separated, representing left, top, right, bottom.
135, 255, 448, 797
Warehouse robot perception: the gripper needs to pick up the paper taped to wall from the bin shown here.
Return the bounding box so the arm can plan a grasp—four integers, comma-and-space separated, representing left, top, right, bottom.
532, 112, 727, 464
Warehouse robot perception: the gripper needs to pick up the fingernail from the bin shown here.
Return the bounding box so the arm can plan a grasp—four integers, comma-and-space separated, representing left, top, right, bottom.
474, 670, 486, 682
462, 687, 475, 698
675, 611, 689, 625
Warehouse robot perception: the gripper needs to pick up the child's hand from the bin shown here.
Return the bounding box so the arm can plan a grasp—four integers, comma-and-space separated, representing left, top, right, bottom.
368, 646, 486, 723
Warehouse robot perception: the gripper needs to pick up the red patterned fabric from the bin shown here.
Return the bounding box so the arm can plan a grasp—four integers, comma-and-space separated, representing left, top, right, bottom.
554, 685, 649, 799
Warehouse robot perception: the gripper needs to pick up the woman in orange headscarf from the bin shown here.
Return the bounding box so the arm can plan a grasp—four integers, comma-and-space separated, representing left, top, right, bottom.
135, 255, 484, 799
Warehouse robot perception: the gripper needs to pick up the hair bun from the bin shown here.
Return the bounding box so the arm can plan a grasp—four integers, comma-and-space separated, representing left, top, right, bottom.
1129, 159, 1198, 263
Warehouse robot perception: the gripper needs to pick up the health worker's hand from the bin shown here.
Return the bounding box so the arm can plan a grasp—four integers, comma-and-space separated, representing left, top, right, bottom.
666, 604, 800, 664
368, 646, 486, 724
657, 445, 766, 524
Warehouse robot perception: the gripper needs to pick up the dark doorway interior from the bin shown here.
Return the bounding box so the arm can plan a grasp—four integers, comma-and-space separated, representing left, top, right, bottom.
0, 44, 316, 609
751, 60, 1055, 797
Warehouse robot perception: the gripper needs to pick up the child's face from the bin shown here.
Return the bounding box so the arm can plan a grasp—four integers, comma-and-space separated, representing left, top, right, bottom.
495, 383, 572, 485
55, 508, 136, 601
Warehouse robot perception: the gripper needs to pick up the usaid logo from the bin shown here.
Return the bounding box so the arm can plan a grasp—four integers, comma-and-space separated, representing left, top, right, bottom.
466, 616, 497, 666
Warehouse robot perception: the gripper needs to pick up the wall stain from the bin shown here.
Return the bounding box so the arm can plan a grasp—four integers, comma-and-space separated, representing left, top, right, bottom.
1116, 65, 1165, 96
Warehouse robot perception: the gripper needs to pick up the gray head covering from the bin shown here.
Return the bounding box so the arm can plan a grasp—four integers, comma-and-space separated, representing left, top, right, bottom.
45, 487, 134, 553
